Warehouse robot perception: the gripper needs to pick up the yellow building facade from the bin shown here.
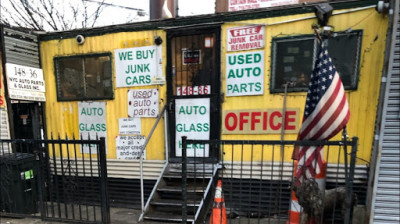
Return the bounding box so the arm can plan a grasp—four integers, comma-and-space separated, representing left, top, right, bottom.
39, 2, 388, 174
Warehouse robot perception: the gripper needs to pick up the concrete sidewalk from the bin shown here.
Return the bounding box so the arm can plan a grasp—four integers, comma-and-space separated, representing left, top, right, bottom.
0, 207, 289, 224
0, 208, 170, 224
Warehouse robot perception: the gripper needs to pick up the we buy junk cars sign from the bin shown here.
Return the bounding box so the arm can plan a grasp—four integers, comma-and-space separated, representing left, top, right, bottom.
227, 25, 265, 52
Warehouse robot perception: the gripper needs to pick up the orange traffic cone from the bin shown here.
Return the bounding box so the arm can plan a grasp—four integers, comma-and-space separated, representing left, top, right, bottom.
287, 161, 301, 224
287, 161, 327, 224
210, 180, 227, 224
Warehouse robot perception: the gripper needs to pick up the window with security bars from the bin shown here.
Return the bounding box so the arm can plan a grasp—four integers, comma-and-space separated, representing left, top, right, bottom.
54, 53, 113, 101
270, 30, 362, 93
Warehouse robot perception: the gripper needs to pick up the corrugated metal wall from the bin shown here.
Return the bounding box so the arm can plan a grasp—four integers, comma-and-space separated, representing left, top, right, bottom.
3, 27, 40, 68
371, 3, 400, 223
0, 108, 10, 147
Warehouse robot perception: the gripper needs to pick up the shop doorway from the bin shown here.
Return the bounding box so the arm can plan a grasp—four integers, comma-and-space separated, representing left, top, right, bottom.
167, 26, 221, 163
11, 102, 43, 152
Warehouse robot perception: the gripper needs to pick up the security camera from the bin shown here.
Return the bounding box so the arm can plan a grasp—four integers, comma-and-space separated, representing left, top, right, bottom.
76, 35, 85, 45
154, 36, 163, 45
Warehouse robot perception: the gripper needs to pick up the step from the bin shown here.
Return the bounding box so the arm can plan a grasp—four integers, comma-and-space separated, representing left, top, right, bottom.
158, 185, 207, 193
143, 211, 194, 223
168, 163, 216, 173
163, 172, 213, 179
151, 198, 201, 207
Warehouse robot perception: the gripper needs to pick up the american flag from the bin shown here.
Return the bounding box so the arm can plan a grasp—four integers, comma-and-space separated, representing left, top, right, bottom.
294, 42, 350, 182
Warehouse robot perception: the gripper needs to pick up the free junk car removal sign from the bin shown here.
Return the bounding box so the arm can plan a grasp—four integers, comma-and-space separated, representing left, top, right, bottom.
227, 25, 265, 51
78, 101, 107, 154
115, 45, 164, 87
175, 98, 210, 157
226, 51, 264, 96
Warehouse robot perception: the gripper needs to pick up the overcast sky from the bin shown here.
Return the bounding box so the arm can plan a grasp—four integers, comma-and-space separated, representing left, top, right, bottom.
96, 0, 216, 26
0, 0, 216, 29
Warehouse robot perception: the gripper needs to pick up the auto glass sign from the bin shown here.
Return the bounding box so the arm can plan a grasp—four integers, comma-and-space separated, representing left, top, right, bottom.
78, 102, 107, 154
115, 45, 164, 87
175, 98, 210, 157
227, 25, 265, 51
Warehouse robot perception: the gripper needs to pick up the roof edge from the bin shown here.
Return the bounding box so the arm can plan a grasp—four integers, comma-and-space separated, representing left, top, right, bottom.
38, 0, 377, 41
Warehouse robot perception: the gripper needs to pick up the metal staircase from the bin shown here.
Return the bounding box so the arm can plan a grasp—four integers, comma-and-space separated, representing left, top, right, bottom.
139, 163, 218, 223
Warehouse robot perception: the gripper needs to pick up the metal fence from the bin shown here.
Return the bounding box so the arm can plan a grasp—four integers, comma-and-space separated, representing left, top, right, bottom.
0, 136, 110, 224
182, 137, 359, 224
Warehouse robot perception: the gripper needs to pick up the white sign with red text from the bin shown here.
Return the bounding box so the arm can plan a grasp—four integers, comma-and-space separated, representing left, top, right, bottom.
227, 25, 265, 51
228, 0, 299, 11
176, 85, 211, 96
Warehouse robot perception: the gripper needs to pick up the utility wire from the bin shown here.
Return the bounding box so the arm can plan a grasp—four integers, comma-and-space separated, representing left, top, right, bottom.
83, 0, 146, 12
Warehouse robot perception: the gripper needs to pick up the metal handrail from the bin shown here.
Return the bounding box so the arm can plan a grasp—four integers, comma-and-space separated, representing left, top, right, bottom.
139, 104, 167, 217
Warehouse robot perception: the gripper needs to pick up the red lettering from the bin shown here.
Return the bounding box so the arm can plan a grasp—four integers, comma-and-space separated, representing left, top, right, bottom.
230, 26, 262, 37
269, 111, 282, 130
251, 112, 261, 130
263, 112, 268, 130
0, 95, 4, 107
225, 112, 237, 131
285, 110, 296, 130
239, 112, 249, 130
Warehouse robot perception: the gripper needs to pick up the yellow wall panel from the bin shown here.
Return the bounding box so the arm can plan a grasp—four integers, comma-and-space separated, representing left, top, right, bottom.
41, 30, 167, 160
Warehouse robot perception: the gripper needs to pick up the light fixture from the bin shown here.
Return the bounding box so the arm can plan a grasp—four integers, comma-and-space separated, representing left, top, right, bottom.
315, 3, 333, 26
376, 1, 390, 14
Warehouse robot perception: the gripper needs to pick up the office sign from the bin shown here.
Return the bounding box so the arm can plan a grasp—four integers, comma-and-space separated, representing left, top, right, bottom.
223, 108, 300, 134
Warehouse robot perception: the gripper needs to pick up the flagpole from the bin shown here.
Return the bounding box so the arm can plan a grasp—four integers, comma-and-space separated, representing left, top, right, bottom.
342, 126, 349, 181
276, 82, 288, 214
281, 83, 288, 153
312, 24, 322, 43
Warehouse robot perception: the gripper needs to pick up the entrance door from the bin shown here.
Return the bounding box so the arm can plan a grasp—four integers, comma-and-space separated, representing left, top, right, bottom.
12, 102, 43, 152
167, 26, 221, 163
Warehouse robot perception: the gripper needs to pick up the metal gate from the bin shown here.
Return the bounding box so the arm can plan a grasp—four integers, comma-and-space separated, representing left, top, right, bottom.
0, 137, 110, 224
181, 137, 359, 224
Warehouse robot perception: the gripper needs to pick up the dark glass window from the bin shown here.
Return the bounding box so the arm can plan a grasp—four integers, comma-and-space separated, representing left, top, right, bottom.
271, 36, 316, 92
55, 53, 113, 101
270, 31, 362, 93
327, 30, 362, 89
